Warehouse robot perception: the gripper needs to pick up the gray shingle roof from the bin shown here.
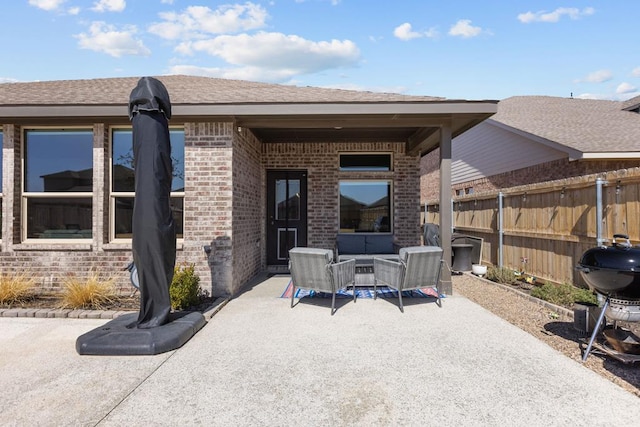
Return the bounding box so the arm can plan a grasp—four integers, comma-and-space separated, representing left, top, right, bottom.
492, 96, 640, 154
0, 75, 444, 105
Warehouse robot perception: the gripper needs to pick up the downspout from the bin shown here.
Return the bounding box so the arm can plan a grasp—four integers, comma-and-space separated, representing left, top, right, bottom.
498, 192, 504, 267
596, 177, 605, 247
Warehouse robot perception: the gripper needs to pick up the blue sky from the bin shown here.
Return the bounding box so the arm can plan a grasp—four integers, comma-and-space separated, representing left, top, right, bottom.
2, 0, 639, 101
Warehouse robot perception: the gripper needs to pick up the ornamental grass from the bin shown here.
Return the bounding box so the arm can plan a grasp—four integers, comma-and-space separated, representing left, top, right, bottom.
61, 271, 117, 310
0, 272, 37, 305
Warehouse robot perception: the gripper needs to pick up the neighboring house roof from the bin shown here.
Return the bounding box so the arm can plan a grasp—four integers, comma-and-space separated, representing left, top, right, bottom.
489, 96, 640, 158
0, 75, 497, 155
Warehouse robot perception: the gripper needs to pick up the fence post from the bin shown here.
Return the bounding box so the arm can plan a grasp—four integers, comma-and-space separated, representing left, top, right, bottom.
596, 178, 605, 247
498, 191, 504, 267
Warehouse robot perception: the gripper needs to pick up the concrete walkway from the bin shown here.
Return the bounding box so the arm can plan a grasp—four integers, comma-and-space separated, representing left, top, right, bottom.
1, 274, 639, 426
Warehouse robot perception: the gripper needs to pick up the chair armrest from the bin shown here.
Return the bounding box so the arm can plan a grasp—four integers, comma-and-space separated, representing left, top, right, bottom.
329, 258, 356, 288
373, 257, 403, 286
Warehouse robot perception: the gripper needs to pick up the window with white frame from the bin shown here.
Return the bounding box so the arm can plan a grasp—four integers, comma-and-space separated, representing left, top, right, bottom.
23, 129, 93, 240
338, 153, 392, 233
111, 128, 185, 240
0, 129, 3, 240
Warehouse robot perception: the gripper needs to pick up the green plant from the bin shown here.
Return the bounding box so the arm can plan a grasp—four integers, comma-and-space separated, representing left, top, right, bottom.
61, 271, 116, 309
486, 266, 517, 285
170, 263, 202, 310
530, 282, 597, 308
0, 272, 37, 305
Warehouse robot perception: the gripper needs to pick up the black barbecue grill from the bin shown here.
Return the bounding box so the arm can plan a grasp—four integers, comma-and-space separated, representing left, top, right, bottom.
577, 234, 640, 361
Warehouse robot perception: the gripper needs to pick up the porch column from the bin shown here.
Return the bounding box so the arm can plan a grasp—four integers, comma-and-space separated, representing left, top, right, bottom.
439, 124, 453, 295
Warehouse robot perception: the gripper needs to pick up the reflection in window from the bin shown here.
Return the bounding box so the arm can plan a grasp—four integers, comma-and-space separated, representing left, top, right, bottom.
339, 181, 391, 233
23, 130, 93, 240
112, 129, 184, 192
25, 130, 93, 192
111, 129, 185, 239
340, 154, 391, 171
0, 130, 3, 190
114, 196, 184, 239
0, 130, 3, 240
26, 197, 92, 239
275, 179, 300, 220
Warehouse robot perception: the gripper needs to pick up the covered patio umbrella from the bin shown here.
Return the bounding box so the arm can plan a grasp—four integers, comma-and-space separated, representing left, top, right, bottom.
128, 76, 176, 328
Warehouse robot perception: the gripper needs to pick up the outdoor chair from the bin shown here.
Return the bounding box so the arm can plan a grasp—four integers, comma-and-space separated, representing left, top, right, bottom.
373, 246, 444, 312
288, 247, 356, 315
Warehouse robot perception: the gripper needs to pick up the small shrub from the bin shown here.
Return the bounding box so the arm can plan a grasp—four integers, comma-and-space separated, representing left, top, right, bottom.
571, 286, 599, 305
170, 263, 202, 310
0, 273, 37, 305
61, 271, 116, 309
530, 282, 597, 308
486, 266, 517, 285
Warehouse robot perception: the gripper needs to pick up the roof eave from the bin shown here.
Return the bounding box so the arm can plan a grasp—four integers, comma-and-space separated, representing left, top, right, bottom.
0, 100, 498, 119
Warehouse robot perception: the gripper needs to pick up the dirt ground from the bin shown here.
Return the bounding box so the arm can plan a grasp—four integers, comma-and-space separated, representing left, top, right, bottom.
452, 273, 640, 398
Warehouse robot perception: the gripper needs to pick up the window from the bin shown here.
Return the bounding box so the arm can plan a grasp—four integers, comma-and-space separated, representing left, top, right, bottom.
340, 154, 391, 171
339, 153, 392, 233
0, 129, 3, 240
23, 129, 93, 240
111, 128, 185, 240
339, 181, 391, 233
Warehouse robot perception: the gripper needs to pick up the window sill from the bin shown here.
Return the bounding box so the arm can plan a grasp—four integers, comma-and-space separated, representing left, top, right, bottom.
14, 242, 93, 251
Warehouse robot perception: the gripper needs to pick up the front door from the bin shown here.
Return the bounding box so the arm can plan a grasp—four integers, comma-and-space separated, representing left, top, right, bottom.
266, 170, 308, 265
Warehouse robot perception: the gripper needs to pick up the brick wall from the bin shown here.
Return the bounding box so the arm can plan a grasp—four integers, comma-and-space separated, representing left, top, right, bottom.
0, 122, 424, 299
263, 141, 422, 249
231, 127, 263, 294
183, 122, 234, 297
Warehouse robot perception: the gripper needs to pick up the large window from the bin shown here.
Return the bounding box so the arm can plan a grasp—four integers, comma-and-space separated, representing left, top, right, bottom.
340, 181, 391, 233
0, 129, 3, 240
339, 153, 392, 233
23, 129, 93, 240
111, 128, 185, 240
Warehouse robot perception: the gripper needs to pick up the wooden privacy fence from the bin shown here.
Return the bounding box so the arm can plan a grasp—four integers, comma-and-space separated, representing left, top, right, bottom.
423, 167, 640, 287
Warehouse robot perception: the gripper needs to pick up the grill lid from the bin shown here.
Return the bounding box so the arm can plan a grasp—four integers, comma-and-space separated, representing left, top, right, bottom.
577, 234, 640, 298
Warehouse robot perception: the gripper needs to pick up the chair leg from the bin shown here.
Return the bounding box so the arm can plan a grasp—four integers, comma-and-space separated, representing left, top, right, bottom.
373, 279, 378, 300
331, 291, 337, 315
398, 289, 404, 313
290, 285, 295, 308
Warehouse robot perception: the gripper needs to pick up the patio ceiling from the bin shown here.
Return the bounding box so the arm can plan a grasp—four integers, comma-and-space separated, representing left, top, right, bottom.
224, 101, 498, 156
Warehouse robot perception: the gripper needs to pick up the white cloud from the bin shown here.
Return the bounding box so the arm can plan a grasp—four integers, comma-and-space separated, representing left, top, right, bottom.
575, 70, 613, 84
394, 23, 421, 41
448, 19, 482, 38
28, 0, 66, 11
161, 0, 174, 4
393, 23, 438, 41
171, 32, 360, 82
148, 3, 268, 40
178, 32, 359, 69
616, 82, 636, 94
91, 0, 126, 13
68, 6, 80, 15
168, 64, 299, 82
632, 67, 640, 77
517, 7, 595, 23
0, 77, 20, 84
575, 93, 610, 100
75, 21, 150, 57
